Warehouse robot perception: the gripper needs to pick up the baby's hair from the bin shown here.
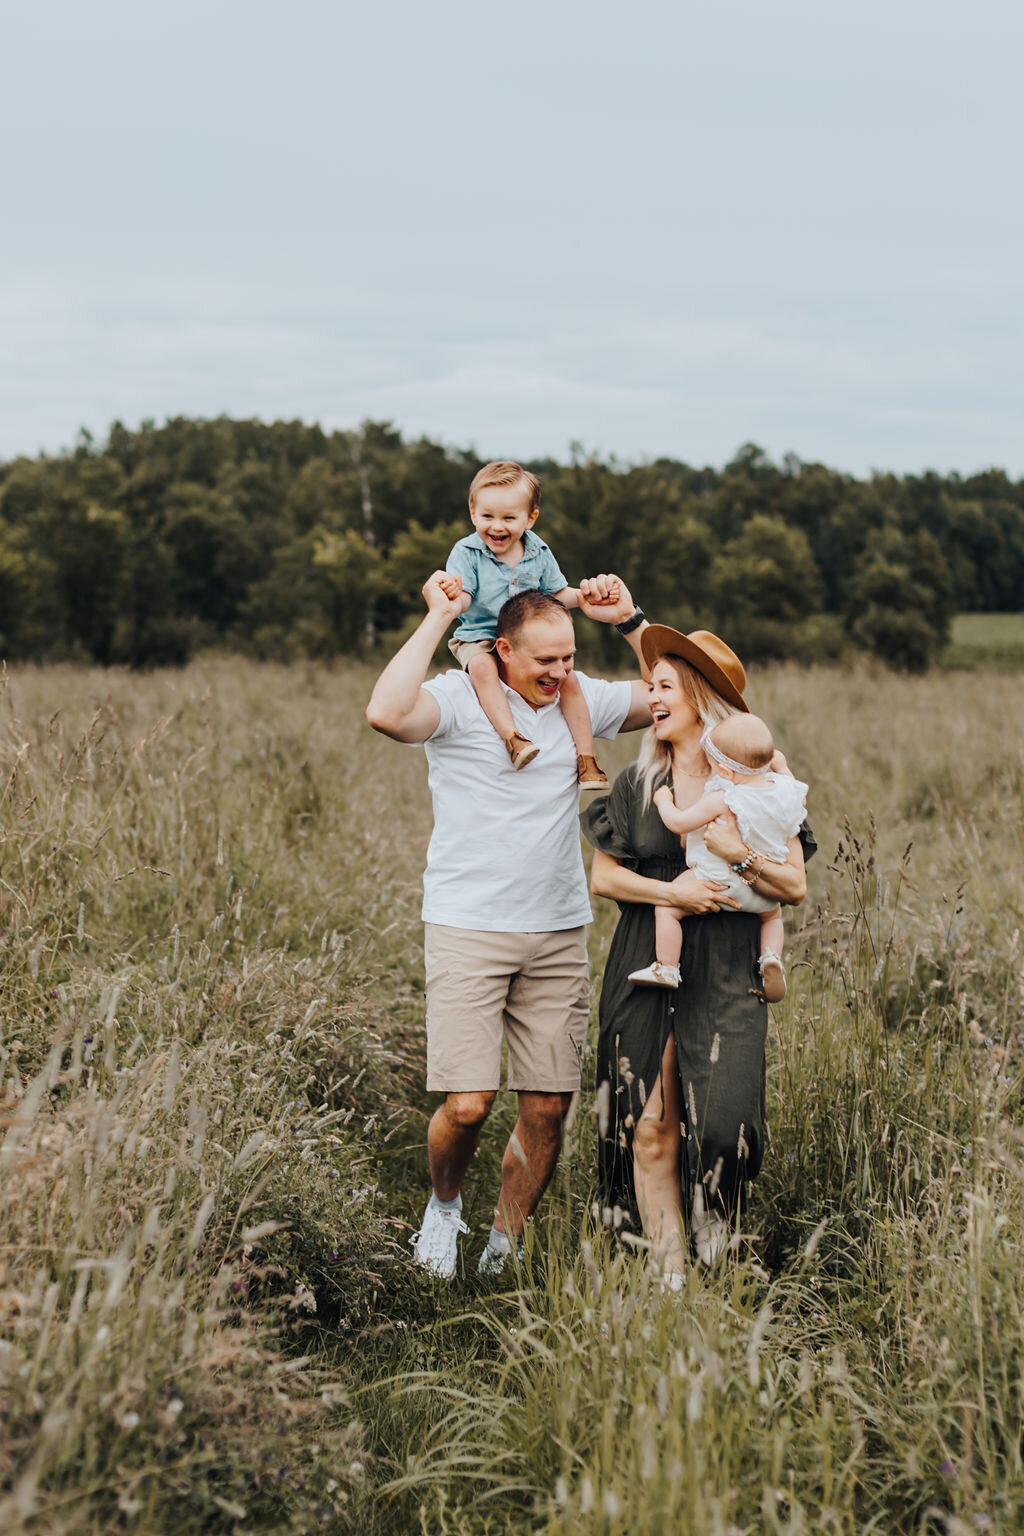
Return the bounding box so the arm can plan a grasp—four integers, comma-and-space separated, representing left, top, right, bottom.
469, 460, 541, 514
497, 590, 569, 644
709, 713, 774, 770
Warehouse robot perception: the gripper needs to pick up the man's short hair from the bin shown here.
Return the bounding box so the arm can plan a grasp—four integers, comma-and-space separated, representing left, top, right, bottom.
468, 460, 541, 514
497, 590, 571, 644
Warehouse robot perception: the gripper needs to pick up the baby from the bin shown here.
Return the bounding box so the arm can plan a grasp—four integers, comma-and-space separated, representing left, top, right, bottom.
628, 713, 808, 1002
438, 460, 615, 789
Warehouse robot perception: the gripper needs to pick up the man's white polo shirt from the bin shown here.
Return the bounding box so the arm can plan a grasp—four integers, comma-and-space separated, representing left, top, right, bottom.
419, 669, 631, 932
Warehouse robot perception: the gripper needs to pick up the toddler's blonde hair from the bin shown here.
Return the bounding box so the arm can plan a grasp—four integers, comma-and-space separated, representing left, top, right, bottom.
468, 460, 541, 514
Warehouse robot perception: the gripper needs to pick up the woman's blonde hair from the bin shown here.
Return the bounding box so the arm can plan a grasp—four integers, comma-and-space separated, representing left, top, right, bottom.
636, 654, 742, 809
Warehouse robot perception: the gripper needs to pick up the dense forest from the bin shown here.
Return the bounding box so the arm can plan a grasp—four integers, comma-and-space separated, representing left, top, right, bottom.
1, 417, 1022, 671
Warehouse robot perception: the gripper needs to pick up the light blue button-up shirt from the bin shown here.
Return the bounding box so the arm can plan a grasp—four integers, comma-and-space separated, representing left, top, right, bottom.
445, 529, 570, 641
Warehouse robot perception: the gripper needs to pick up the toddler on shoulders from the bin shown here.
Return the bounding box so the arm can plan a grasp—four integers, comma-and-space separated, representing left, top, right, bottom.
438, 460, 616, 789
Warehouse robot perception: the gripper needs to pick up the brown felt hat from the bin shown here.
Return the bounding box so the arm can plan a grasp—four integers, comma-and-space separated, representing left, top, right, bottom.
640, 626, 748, 712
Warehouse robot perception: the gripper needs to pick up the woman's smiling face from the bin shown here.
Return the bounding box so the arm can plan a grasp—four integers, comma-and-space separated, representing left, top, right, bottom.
647, 659, 702, 740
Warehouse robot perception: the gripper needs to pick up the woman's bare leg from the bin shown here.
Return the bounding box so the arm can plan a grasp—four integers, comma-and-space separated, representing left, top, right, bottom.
632, 1030, 687, 1278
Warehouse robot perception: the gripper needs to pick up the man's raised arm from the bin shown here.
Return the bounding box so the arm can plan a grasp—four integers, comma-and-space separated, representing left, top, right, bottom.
577, 574, 652, 732
365, 572, 462, 743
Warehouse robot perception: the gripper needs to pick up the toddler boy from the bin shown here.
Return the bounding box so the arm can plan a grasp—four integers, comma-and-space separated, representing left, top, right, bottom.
438, 460, 613, 788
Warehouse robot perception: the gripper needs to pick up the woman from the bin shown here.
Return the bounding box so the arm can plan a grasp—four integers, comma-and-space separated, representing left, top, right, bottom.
581, 625, 813, 1285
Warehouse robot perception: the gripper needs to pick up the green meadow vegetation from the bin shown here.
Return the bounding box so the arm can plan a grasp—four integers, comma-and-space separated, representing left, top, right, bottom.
943, 614, 1024, 672
1, 653, 1023, 1533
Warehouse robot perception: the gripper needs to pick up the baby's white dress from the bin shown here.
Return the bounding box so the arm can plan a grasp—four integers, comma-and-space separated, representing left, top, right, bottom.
686, 773, 809, 914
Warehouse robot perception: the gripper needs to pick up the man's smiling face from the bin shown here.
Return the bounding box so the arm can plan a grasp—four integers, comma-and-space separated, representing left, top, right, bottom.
496, 612, 576, 710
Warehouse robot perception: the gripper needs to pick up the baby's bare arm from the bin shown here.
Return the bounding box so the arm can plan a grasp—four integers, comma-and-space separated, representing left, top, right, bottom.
555, 576, 621, 612
437, 572, 472, 613
653, 785, 728, 836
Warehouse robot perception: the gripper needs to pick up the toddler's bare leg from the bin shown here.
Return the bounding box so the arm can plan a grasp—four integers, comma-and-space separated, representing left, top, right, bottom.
467, 650, 517, 740
760, 908, 784, 958
758, 906, 786, 1002
628, 907, 682, 988
559, 671, 596, 756
467, 650, 538, 769
655, 906, 683, 967
560, 672, 608, 789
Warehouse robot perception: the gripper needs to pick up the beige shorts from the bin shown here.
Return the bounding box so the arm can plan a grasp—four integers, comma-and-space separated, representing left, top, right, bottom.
448, 636, 497, 669
424, 923, 589, 1093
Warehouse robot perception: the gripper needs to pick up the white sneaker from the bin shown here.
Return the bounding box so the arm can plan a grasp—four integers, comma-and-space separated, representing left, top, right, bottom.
695, 1212, 729, 1267
477, 1236, 520, 1277
627, 961, 681, 988
692, 1187, 729, 1268
411, 1197, 469, 1280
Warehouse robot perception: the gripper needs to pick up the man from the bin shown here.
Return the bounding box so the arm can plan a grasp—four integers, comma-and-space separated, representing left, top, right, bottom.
365, 571, 652, 1277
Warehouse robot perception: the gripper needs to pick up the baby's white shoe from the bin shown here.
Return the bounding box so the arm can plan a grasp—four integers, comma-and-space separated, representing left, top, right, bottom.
758, 951, 786, 1002
628, 961, 681, 989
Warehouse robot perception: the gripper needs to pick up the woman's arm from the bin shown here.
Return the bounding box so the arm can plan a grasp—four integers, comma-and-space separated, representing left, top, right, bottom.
702, 813, 807, 906
590, 850, 738, 913
754, 837, 806, 905
576, 576, 654, 728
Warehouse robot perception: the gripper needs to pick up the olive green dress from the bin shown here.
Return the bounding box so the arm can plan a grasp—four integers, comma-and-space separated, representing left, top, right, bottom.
580, 762, 815, 1232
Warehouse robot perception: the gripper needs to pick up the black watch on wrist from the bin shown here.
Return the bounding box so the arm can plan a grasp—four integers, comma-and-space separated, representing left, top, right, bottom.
615, 607, 646, 635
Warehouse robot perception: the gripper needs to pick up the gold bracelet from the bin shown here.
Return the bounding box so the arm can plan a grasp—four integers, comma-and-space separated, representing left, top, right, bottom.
739, 854, 765, 886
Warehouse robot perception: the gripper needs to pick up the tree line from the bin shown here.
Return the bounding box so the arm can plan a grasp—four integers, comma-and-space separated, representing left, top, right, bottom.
1, 417, 1022, 672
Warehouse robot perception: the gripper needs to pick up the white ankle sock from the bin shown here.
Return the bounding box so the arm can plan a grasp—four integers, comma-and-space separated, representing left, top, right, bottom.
486, 1225, 513, 1254
430, 1192, 462, 1213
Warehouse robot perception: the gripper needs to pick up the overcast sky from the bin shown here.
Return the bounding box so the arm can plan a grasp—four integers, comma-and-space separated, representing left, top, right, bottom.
2, 0, 1021, 476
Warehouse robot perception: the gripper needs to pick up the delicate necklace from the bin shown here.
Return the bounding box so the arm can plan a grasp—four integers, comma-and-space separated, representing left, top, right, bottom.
670, 755, 708, 779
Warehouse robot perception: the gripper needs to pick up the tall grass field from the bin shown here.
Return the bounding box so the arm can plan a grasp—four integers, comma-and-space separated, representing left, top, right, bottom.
1, 654, 1023, 1534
